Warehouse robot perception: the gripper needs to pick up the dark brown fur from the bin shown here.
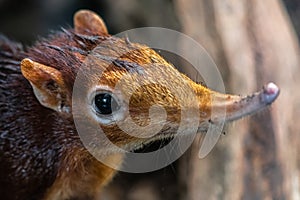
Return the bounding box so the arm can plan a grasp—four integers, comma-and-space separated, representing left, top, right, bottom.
0, 23, 119, 200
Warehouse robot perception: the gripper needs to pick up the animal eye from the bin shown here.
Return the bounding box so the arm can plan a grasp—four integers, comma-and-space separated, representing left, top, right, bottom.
94, 93, 120, 115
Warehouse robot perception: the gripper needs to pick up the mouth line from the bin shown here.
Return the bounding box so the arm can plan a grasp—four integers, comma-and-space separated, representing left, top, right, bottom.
129, 124, 209, 152
129, 133, 175, 152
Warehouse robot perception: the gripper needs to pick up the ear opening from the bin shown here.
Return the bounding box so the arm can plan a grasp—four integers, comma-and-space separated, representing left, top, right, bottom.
21, 58, 71, 114
74, 9, 108, 35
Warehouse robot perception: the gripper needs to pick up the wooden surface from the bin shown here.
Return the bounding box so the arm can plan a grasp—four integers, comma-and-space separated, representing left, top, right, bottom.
176, 0, 300, 199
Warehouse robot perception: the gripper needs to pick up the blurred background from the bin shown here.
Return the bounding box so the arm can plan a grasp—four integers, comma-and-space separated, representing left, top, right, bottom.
1, 0, 299, 199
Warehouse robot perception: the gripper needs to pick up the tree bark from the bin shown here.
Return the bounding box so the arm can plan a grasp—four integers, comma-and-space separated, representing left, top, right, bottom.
175, 0, 300, 199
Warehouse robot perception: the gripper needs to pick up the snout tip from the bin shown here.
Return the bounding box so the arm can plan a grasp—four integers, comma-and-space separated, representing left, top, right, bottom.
262, 82, 280, 105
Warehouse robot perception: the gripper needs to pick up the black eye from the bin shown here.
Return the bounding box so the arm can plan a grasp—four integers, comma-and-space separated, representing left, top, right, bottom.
94, 93, 119, 115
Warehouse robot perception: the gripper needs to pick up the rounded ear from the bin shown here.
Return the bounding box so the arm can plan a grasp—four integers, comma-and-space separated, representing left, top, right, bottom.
74, 9, 108, 35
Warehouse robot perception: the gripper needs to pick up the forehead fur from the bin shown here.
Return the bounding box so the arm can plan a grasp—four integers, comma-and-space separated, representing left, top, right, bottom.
25, 29, 171, 93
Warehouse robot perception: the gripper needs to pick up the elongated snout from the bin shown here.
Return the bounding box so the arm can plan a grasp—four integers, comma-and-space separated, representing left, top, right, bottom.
223, 82, 279, 122
193, 82, 280, 123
